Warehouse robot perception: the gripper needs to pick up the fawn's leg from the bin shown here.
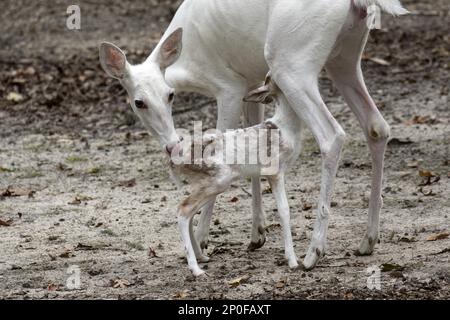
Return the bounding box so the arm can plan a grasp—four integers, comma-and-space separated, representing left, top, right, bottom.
268, 174, 299, 269
181, 177, 232, 276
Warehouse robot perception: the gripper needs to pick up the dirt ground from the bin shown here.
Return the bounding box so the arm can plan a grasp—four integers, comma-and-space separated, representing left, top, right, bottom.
0, 0, 449, 300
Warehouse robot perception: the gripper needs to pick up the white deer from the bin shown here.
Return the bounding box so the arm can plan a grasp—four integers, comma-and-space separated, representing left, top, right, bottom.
166, 73, 303, 276
99, 0, 408, 271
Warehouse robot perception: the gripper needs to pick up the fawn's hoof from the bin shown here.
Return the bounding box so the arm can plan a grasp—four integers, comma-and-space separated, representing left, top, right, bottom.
198, 255, 210, 263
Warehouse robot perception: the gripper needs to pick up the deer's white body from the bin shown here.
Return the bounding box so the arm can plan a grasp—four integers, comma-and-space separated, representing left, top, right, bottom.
99, 0, 408, 274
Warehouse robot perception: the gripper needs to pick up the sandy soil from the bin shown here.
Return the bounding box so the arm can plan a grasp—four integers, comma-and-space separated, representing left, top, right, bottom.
0, 0, 449, 299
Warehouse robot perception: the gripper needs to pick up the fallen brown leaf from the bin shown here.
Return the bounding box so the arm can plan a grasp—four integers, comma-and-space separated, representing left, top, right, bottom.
110, 278, 131, 288
148, 247, 158, 258
174, 290, 190, 299
47, 283, 59, 291
118, 179, 136, 188
262, 186, 272, 194
419, 170, 436, 178
228, 275, 251, 287
1, 186, 35, 198
59, 250, 74, 258
275, 277, 287, 289
75, 243, 95, 251
426, 232, 450, 241
381, 263, 405, 272
418, 170, 440, 186
404, 115, 437, 125
0, 219, 13, 227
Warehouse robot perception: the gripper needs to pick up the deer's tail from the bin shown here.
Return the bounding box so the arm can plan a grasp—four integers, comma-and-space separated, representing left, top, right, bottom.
352, 0, 409, 16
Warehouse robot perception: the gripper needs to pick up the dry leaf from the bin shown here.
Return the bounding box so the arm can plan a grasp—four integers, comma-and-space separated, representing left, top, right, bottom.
0, 219, 13, 227
118, 179, 136, 188
368, 57, 391, 66
1, 186, 35, 198
230, 196, 239, 203
75, 243, 94, 251
265, 223, 281, 232
6, 92, 25, 102
419, 170, 436, 178
262, 186, 272, 194
418, 170, 440, 186
59, 250, 74, 258
68, 198, 82, 205
148, 247, 158, 258
110, 279, 131, 288
404, 115, 437, 125
381, 263, 405, 272
69, 195, 93, 205
228, 275, 250, 287
174, 290, 190, 299
275, 278, 287, 289
47, 283, 59, 291
426, 232, 450, 241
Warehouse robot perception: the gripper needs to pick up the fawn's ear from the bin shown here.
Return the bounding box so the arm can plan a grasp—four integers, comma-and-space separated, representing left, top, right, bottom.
244, 85, 274, 104
158, 28, 183, 69
99, 42, 128, 79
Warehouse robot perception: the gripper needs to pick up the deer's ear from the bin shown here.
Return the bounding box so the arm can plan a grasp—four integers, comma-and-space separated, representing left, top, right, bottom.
99, 42, 128, 79
244, 85, 274, 104
158, 28, 183, 69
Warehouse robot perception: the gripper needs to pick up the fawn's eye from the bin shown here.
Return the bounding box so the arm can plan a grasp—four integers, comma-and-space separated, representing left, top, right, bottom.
168, 92, 175, 104
134, 100, 146, 109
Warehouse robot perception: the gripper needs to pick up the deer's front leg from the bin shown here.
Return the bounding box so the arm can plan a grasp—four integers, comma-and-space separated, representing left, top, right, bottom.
269, 174, 298, 269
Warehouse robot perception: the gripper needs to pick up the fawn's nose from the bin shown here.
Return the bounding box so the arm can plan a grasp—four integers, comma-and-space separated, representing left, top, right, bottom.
165, 137, 183, 155
166, 143, 176, 155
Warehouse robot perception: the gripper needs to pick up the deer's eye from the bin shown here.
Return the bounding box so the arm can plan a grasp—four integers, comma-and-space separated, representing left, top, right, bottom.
168, 92, 175, 104
134, 100, 146, 109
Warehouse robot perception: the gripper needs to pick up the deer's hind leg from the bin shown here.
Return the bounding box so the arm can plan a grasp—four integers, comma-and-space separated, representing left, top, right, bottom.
326, 14, 390, 256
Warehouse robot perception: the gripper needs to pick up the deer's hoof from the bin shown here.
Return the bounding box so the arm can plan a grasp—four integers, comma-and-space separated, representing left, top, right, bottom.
302, 246, 324, 271
355, 234, 377, 256
192, 269, 207, 278
248, 226, 266, 251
